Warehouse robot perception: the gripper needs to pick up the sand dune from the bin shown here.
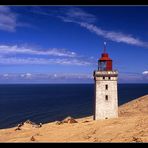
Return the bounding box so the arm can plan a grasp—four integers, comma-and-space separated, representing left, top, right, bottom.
0, 95, 148, 143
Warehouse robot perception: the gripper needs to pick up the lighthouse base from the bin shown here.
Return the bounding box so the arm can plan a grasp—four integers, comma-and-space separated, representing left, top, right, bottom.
93, 70, 118, 120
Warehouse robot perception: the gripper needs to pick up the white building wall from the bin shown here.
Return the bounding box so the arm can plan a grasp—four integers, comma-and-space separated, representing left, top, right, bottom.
94, 71, 118, 120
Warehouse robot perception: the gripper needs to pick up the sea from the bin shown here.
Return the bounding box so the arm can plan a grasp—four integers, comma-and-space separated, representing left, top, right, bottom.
0, 84, 147, 129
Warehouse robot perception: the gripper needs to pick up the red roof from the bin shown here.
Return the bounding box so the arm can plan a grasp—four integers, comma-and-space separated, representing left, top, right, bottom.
99, 53, 112, 61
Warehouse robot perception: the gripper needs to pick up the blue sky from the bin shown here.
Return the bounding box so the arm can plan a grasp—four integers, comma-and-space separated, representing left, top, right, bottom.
0, 6, 147, 83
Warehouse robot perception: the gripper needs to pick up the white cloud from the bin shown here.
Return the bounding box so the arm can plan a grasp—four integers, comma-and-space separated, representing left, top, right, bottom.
80, 23, 148, 48
54, 74, 57, 78
20, 74, 25, 78
46, 73, 93, 79
58, 7, 97, 24
0, 44, 94, 66
0, 6, 17, 32
142, 71, 148, 75
0, 45, 76, 57
0, 73, 93, 81
3, 74, 9, 77
26, 73, 32, 78
0, 56, 92, 66
142, 71, 148, 81
58, 7, 148, 48
0, 6, 34, 32
20, 73, 32, 79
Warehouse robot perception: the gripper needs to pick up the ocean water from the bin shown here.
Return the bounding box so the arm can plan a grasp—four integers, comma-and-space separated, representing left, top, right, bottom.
0, 84, 147, 129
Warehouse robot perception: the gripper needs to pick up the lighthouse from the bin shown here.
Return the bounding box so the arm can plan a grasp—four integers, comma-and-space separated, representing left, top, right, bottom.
93, 43, 118, 120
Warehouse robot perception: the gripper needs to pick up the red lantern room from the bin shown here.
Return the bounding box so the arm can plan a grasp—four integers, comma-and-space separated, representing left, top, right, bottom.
98, 42, 112, 71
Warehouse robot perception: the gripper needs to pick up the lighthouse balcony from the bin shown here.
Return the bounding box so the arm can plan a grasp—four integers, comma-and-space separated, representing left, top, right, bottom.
93, 70, 118, 81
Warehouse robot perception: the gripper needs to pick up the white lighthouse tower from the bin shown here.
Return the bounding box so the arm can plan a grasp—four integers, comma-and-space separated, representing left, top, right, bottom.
93, 43, 118, 120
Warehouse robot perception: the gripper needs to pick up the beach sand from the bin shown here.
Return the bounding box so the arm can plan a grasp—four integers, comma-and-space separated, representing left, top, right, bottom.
0, 95, 148, 142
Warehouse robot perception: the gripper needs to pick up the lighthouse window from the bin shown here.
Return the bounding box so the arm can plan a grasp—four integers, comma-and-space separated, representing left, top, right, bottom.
105, 95, 108, 101
99, 61, 107, 71
105, 85, 108, 90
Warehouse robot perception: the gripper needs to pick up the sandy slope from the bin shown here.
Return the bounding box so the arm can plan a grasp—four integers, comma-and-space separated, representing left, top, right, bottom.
0, 95, 148, 143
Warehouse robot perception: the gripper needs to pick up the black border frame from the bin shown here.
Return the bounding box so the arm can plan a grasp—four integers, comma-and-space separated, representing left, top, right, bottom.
1, 0, 148, 6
